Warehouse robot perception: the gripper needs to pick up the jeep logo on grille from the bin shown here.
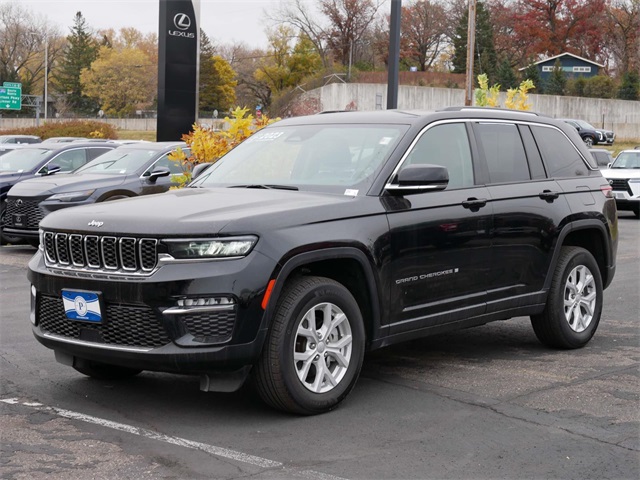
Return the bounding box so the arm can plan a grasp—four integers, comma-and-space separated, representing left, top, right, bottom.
88, 220, 104, 227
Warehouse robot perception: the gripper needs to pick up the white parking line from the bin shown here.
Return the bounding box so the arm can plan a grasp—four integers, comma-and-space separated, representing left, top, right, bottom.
1, 397, 348, 480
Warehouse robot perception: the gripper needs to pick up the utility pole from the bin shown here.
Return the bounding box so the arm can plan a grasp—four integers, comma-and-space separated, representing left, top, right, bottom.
464, 0, 477, 106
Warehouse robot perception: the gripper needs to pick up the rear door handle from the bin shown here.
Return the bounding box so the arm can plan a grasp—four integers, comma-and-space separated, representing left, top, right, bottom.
539, 190, 560, 201
462, 197, 487, 210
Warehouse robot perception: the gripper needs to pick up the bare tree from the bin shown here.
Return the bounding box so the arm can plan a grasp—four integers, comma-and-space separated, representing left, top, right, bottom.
321, 0, 385, 66
402, 0, 449, 71
0, 2, 62, 96
604, 0, 640, 74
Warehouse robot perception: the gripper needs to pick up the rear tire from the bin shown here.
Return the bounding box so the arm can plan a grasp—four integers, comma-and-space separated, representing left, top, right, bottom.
531, 246, 603, 349
255, 276, 365, 415
73, 358, 142, 380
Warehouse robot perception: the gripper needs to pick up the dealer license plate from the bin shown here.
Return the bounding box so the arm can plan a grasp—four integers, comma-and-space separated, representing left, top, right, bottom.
62, 289, 103, 323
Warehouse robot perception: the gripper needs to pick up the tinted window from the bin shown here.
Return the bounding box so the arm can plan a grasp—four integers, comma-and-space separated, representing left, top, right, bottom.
147, 152, 187, 175
531, 126, 589, 178
51, 149, 87, 171
87, 147, 113, 161
405, 123, 474, 188
474, 123, 530, 183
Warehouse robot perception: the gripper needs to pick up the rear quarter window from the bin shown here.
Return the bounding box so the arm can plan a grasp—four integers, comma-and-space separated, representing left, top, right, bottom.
531, 126, 589, 177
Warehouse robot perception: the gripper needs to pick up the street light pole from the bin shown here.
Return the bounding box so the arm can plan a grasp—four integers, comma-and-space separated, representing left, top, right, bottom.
44, 36, 48, 121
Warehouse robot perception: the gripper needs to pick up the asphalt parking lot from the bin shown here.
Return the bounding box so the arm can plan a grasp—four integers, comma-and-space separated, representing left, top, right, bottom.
0, 212, 638, 479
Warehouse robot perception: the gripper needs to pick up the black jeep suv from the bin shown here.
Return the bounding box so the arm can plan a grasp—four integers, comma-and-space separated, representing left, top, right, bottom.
28, 108, 618, 414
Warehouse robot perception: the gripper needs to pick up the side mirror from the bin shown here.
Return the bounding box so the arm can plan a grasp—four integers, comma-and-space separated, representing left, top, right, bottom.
39, 163, 61, 176
192, 162, 212, 179
607, 163, 612, 168
146, 166, 171, 182
386, 164, 449, 195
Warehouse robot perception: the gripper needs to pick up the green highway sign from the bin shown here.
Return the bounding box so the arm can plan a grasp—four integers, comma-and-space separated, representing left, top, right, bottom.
0, 82, 22, 110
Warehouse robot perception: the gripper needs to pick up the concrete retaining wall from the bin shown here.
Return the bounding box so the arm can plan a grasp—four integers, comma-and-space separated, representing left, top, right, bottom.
2, 85, 639, 140
313, 83, 640, 140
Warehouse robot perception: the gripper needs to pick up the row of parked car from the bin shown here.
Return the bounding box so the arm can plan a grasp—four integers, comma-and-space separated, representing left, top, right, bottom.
0, 140, 191, 245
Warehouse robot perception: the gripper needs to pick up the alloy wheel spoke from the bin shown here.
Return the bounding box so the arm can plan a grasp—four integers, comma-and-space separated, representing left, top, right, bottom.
326, 348, 349, 368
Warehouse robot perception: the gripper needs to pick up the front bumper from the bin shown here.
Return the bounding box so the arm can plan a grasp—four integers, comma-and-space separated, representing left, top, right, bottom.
28, 249, 276, 373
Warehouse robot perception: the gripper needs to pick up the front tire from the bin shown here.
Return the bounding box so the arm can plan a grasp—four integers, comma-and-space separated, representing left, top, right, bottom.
531, 246, 603, 349
583, 136, 594, 147
255, 276, 365, 415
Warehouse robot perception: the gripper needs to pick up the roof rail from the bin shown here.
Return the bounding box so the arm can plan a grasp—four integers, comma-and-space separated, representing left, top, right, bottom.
439, 106, 541, 116
316, 110, 352, 114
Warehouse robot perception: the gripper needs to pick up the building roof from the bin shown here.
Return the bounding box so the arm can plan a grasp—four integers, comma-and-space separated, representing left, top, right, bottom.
518, 52, 604, 71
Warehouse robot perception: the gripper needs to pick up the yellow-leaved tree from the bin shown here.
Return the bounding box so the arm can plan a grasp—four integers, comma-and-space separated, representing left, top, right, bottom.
475, 74, 535, 111
168, 106, 280, 187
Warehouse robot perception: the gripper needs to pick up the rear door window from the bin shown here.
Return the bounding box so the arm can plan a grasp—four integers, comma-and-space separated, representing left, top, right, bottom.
473, 123, 530, 183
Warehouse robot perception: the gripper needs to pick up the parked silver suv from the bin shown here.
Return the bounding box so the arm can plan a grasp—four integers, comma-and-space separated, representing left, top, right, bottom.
602, 149, 640, 218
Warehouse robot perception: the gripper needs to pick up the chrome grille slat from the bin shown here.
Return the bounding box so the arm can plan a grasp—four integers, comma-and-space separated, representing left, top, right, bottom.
43, 231, 158, 275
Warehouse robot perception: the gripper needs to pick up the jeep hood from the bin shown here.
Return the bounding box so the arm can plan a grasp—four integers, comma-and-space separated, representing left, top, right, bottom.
39, 187, 381, 236
9, 173, 127, 196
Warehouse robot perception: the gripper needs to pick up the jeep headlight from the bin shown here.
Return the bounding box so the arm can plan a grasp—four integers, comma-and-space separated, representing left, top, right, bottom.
48, 189, 96, 202
165, 236, 258, 259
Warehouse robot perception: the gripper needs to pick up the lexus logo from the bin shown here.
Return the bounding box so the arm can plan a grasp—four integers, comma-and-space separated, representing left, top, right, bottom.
609, 179, 613, 185
174, 13, 191, 30
16, 199, 23, 206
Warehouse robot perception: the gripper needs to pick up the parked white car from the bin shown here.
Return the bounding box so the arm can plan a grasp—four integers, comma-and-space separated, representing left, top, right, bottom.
602, 149, 640, 218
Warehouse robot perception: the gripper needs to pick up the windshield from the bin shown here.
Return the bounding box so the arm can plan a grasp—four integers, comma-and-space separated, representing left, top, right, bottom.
574, 120, 596, 129
75, 148, 157, 175
0, 148, 52, 172
611, 151, 640, 169
191, 124, 408, 195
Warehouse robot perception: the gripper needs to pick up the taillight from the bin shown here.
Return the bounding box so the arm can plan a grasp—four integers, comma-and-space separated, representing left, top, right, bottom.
600, 184, 613, 197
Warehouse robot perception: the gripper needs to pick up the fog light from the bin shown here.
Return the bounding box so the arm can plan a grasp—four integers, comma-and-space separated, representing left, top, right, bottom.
30, 285, 37, 325
176, 297, 234, 307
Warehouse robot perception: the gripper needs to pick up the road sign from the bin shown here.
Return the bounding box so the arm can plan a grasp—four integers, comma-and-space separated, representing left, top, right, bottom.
0, 82, 22, 110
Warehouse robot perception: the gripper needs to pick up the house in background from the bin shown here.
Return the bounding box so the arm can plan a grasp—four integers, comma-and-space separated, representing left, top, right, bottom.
520, 52, 604, 81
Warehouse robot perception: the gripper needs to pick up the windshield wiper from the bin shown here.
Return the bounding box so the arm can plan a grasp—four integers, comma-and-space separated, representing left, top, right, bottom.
229, 184, 298, 191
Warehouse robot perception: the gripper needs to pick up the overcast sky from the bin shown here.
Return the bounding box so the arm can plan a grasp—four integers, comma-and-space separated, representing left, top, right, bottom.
18, 0, 287, 49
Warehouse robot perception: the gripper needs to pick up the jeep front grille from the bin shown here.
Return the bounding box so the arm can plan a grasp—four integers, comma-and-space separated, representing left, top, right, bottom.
38, 295, 171, 348
43, 231, 158, 274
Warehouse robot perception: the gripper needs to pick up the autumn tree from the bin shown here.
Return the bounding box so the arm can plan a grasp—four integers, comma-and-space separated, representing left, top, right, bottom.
254, 26, 322, 107
80, 46, 155, 116
507, 0, 607, 60
401, 0, 448, 72
199, 30, 237, 113
221, 42, 272, 112
452, 1, 498, 83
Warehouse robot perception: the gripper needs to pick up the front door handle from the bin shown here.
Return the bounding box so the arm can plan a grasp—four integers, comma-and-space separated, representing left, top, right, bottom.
462, 197, 487, 210
539, 190, 560, 201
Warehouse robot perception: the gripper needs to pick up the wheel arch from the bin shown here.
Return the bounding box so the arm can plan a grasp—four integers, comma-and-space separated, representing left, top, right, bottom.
265, 247, 383, 347
547, 220, 614, 290
96, 190, 136, 202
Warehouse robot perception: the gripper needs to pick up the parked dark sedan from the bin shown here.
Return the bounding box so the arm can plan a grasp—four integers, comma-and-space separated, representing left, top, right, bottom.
1, 142, 117, 244
3, 142, 187, 245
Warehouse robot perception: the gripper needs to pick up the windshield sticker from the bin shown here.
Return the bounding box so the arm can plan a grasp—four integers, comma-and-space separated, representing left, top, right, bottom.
379, 137, 393, 145
246, 131, 284, 142
344, 189, 358, 196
